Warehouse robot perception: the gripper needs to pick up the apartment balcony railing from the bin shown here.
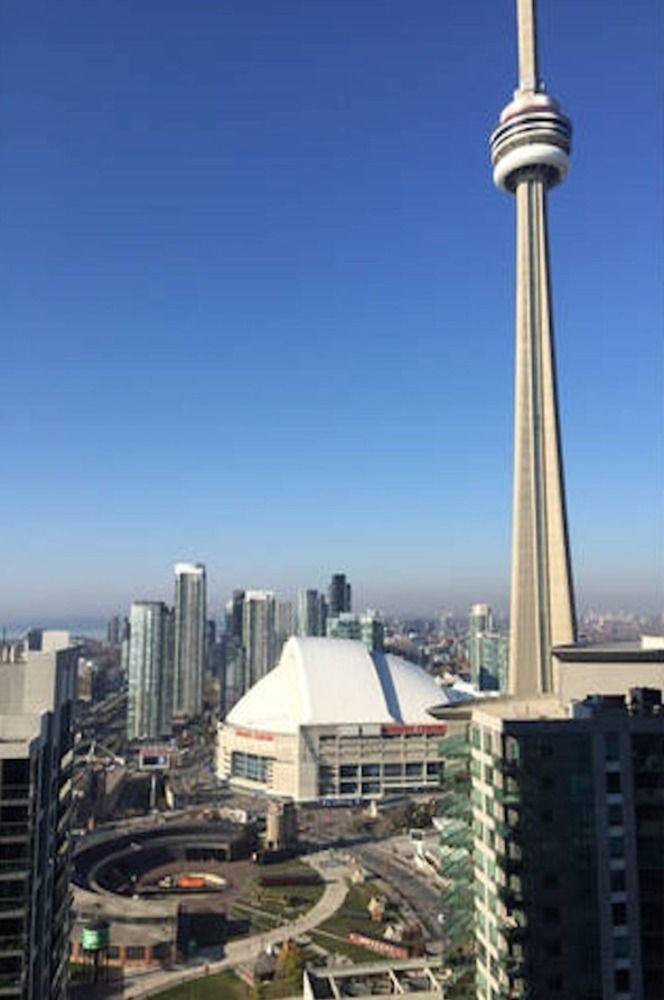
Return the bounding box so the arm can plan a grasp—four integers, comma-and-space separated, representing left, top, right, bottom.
0, 859, 29, 875
497, 885, 524, 913
0, 934, 26, 955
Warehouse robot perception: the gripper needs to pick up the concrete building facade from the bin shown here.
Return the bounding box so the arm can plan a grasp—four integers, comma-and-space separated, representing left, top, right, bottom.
0, 635, 77, 1000
470, 689, 664, 1000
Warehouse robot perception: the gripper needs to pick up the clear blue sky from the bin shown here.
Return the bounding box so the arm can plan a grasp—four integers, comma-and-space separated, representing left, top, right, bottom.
1, 0, 661, 622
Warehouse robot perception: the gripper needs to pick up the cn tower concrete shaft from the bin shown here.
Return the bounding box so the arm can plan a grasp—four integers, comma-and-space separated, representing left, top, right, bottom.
491, 0, 576, 696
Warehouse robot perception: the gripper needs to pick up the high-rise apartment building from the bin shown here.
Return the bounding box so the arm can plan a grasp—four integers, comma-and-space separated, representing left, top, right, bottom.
477, 631, 509, 692
468, 604, 493, 681
227, 590, 245, 642
127, 601, 174, 741
106, 615, 127, 647
275, 600, 295, 660
326, 610, 385, 653
297, 589, 326, 637
173, 562, 206, 720
0, 636, 77, 1000
242, 590, 277, 688
328, 573, 351, 617
470, 689, 664, 1000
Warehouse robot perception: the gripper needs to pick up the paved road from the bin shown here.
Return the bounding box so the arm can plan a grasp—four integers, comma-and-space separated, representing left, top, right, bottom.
353, 842, 443, 940
121, 851, 350, 999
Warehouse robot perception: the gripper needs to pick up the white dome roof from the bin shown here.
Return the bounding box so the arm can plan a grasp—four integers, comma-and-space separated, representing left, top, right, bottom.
226, 637, 471, 735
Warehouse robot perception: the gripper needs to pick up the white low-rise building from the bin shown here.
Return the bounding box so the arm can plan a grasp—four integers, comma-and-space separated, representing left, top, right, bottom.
216, 637, 472, 802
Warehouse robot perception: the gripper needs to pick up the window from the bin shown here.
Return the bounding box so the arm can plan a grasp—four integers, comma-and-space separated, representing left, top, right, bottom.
613, 937, 629, 958
606, 772, 622, 794
361, 764, 380, 777
605, 732, 620, 760
231, 752, 271, 784
607, 804, 623, 826
610, 870, 626, 892
609, 836, 625, 859
1, 760, 30, 786
339, 765, 357, 777
542, 873, 559, 890
546, 976, 563, 991
543, 907, 560, 923
614, 970, 630, 992
126, 946, 145, 961
384, 763, 402, 777
405, 763, 422, 777
545, 940, 562, 957
612, 903, 627, 926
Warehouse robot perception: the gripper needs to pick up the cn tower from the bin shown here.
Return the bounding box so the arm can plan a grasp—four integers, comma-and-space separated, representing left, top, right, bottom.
491, 0, 576, 696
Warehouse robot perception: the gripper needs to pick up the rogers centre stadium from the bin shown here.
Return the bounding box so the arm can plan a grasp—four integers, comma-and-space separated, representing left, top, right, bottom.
216, 637, 474, 802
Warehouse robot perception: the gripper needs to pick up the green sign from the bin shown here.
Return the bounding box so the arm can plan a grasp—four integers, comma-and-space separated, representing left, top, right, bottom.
82, 925, 110, 951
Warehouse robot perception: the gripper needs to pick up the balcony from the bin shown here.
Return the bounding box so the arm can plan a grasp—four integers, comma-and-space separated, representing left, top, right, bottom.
0, 821, 30, 839
0, 972, 23, 993
0, 786, 31, 806
496, 758, 520, 776
494, 814, 523, 841
497, 885, 524, 912
494, 786, 521, 807
0, 935, 26, 957
495, 848, 523, 875
505, 958, 527, 981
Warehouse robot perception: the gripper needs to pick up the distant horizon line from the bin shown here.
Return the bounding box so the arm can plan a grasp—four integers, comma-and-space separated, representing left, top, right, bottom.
2, 605, 661, 639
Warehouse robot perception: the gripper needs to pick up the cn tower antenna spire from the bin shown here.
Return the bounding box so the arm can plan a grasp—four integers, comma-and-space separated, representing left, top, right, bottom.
491, 0, 576, 697
517, 0, 539, 92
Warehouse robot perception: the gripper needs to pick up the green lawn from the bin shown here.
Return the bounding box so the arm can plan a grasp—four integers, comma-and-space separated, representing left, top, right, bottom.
151, 969, 303, 999
151, 970, 248, 999
309, 884, 397, 963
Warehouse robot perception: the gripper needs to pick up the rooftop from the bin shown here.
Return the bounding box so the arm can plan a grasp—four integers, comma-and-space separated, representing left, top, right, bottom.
226, 637, 473, 734
554, 636, 664, 662
303, 958, 445, 999
471, 696, 566, 725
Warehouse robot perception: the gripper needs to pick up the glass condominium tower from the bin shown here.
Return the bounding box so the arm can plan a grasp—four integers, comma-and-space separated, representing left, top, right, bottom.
173, 562, 206, 720
127, 601, 174, 740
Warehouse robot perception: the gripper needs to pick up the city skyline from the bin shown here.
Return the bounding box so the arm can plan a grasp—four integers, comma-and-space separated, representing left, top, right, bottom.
2, 0, 661, 620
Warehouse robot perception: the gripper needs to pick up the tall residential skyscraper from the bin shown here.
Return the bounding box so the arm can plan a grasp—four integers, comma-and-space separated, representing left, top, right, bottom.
242, 590, 276, 688
329, 573, 351, 617
127, 601, 174, 741
470, 689, 664, 999
173, 562, 206, 719
297, 589, 326, 637
276, 599, 294, 651
228, 589, 245, 642
491, 0, 575, 697
468, 603, 493, 680
0, 637, 77, 1000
